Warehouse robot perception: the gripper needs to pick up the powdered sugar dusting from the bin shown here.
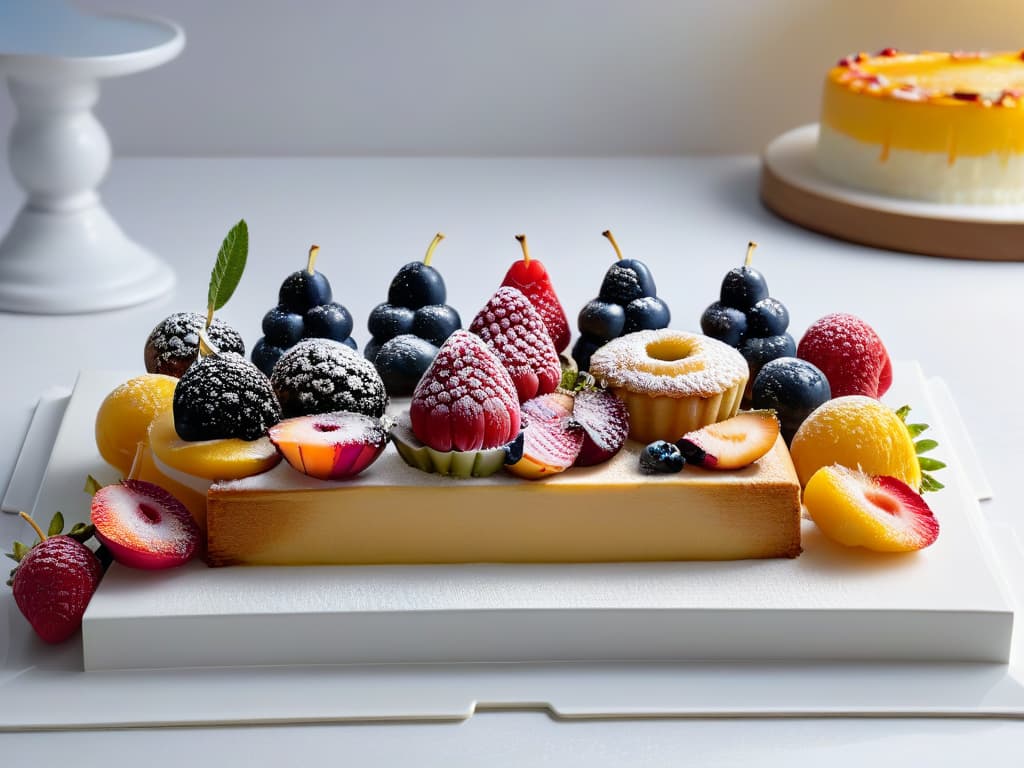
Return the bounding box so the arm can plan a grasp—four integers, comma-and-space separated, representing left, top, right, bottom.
271, 338, 387, 418
469, 287, 561, 402
590, 330, 748, 398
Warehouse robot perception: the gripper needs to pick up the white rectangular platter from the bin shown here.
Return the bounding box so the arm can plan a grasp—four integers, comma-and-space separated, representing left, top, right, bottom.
45, 366, 1018, 668
1, 364, 1021, 729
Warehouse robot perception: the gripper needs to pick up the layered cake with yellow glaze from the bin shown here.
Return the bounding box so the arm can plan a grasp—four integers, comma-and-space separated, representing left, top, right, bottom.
817, 49, 1024, 203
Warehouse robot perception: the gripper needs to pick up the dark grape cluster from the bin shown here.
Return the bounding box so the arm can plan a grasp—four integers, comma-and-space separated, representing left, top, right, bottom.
572, 231, 670, 371
700, 242, 794, 398
251, 246, 356, 376
365, 235, 461, 395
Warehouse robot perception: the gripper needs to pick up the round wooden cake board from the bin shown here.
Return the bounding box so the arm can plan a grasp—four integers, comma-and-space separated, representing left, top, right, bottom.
760, 124, 1024, 262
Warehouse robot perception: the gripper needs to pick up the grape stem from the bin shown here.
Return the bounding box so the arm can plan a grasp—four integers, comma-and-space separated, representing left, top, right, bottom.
745, 241, 758, 267
424, 233, 445, 266
602, 230, 624, 261
18, 512, 46, 542
515, 234, 531, 266
198, 326, 220, 358
307, 245, 320, 275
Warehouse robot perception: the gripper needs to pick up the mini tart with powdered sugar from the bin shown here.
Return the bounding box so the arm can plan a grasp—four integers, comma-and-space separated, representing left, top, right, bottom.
588, 329, 747, 444
817, 49, 1024, 204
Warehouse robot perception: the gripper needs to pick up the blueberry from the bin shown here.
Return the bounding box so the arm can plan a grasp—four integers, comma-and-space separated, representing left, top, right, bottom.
373, 334, 439, 396
578, 299, 625, 342
738, 333, 796, 388
746, 297, 789, 337
640, 440, 685, 474
571, 334, 605, 372
279, 269, 333, 313
364, 337, 382, 363
700, 301, 747, 347
251, 337, 286, 378
720, 266, 769, 310
411, 304, 461, 347
623, 295, 671, 334
341, 336, 358, 351
752, 357, 831, 443
387, 262, 446, 309
304, 301, 354, 342
368, 303, 416, 342
598, 259, 657, 304
262, 306, 305, 348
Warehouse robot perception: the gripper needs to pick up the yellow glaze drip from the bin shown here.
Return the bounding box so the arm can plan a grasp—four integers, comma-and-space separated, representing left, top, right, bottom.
822, 50, 1024, 159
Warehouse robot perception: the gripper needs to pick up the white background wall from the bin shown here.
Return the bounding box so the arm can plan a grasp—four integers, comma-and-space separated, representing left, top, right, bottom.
2, 0, 1024, 155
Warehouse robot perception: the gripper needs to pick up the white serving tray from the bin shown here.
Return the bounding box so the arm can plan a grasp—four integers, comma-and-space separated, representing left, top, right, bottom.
1, 365, 1022, 729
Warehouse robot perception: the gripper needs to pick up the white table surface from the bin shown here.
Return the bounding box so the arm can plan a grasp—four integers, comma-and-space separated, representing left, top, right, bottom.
1, 156, 1022, 764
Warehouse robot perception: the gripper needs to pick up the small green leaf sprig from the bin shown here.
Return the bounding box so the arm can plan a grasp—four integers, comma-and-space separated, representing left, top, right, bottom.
200, 219, 249, 357
896, 405, 946, 493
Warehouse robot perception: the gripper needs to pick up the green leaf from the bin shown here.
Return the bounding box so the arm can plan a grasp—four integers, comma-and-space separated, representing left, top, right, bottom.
914, 439, 939, 454
8, 541, 29, 562
68, 523, 95, 543
47, 511, 64, 537
895, 405, 912, 421
207, 220, 249, 316
921, 474, 945, 493
905, 423, 928, 438
83, 475, 102, 496
918, 457, 947, 471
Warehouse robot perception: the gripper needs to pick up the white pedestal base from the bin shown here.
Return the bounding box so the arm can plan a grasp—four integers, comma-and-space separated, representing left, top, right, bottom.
0, 203, 175, 313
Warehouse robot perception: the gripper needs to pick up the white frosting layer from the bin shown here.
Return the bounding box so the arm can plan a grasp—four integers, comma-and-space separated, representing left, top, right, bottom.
816, 124, 1024, 204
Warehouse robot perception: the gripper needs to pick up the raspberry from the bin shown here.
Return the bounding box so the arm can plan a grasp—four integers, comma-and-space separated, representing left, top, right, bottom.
410, 331, 521, 452
797, 313, 892, 398
469, 287, 562, 403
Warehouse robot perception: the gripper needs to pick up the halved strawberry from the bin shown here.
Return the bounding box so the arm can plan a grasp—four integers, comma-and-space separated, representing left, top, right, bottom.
501, 235, 571, 353
469, 286, 562, 403
506, 393, 584, 480
269, 412, 391, 480
91, 480, 200, 569
804, 465, 939, 552
676, 410, 779, 470
570, 387, 629, 466
410, 330, 521, 452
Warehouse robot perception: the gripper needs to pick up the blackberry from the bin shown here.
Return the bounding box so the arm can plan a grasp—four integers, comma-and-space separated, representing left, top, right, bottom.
271, 338, 388, 419
173, 352, 280, 441
145, 312, 245, 378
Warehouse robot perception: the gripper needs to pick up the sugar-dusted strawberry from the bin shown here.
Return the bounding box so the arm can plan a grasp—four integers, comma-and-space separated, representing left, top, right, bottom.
797, 313, 892, 398
570, 386, 630, 466
470, 286, 562, 403
506, 393, 584, 479
410, 330, 521, 452
91, 480, 200, 569
803, 465, 939, 552
501, 235, 571, 353
8, 512, 102, 644
676, 410, 780, 470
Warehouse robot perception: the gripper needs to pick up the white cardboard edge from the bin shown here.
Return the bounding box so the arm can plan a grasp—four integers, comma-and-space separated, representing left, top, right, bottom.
1, 386, 70, 514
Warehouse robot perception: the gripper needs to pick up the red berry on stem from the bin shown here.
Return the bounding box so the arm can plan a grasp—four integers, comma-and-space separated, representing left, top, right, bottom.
501, 235, 571, 353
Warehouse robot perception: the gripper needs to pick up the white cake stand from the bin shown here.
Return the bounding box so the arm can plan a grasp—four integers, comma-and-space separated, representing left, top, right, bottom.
0, 0, 184, 313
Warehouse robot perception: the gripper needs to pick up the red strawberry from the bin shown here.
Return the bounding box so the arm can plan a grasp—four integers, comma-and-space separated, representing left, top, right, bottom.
411, 330, 521, 452
797, 313, 892, 398
91, 480, 201, 569
469, 286, 562, 403
501, 235, 571, 353
10, 514, 102, 644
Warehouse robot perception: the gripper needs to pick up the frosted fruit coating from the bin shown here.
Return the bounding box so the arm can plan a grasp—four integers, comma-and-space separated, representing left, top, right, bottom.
410, 330, 521, 452
789, 395, 922, 490
469, 286, 562, 403
95, 374, 178, 474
